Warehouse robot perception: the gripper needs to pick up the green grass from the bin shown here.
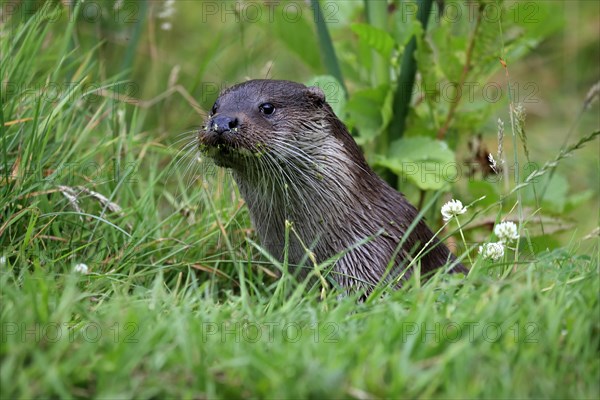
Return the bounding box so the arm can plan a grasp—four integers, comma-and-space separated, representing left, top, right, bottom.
1, 3, 599, 399
2, 248, 598, 398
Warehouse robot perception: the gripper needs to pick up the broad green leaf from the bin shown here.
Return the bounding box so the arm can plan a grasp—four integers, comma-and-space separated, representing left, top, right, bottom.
374, 137, 456, 190
350, 23, 396, 59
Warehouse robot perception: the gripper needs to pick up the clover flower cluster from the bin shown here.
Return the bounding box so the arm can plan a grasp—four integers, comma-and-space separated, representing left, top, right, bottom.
440, 199, 520, 262
477, 221, 520, 261
478, 242, 505, 261
494, 221, 520, 243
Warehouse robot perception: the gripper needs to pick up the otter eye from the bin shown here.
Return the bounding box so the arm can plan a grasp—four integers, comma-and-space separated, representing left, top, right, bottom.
259, 103, 275, 115
210, 103, 218, 116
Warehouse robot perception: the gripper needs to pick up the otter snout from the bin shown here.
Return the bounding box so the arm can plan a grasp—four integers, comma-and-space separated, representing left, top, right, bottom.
210, 114, 239, 135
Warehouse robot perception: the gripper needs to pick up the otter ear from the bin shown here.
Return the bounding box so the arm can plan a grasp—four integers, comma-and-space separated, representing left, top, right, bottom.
306, 86, 326, 105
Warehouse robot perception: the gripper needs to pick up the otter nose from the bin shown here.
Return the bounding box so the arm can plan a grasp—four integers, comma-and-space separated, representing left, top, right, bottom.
211, 115, 239, 134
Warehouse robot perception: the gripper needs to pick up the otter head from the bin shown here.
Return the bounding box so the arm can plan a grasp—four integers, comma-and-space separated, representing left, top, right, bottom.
199, 80, 332, 170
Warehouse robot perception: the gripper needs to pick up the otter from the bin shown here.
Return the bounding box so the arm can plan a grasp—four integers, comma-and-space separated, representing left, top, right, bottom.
198, 79, 466, 292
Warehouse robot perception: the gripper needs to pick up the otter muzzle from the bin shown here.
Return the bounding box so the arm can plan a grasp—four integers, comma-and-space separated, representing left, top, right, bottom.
210, 115, 239, 135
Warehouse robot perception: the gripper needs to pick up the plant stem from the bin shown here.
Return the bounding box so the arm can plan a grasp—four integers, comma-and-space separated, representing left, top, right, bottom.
311, 0, 347, 95
436, 4, 483, 140
496, 0, 522, 269
390, 0, 434, 140
455, 216, 473, 266
365, 0, 389, 85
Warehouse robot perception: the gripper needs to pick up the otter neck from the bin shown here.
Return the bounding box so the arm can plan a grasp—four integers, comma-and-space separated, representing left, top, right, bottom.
232, 155, 388, 266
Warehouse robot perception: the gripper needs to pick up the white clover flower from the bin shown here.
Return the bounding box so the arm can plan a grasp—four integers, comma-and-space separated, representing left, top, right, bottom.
74, 263, 89, 274
478, 242, 505, 261
441, 199, 467, 222
494, 221, 519, 243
